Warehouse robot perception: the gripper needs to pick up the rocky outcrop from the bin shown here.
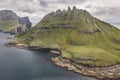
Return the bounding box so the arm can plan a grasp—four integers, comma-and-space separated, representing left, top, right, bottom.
41, 6, 90, 22
18, 17, 31, 29
10, 24, 30, 34
37, 6, 101, 34
0, 10, 31, 34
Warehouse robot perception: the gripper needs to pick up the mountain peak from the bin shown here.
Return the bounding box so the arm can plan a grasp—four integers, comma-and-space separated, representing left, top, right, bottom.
41, 6, 91, 23
0, 10, 17, 16
73, 6, 77, 10
38, 6, 97, 33
67, 6, 71, 11
1, 10, 13, 12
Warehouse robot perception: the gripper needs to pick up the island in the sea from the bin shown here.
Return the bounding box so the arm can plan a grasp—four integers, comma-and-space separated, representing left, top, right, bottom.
8, 6, 120, 80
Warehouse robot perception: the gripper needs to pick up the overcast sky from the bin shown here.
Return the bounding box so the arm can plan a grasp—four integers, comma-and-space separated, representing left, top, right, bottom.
0, 0, 120, 28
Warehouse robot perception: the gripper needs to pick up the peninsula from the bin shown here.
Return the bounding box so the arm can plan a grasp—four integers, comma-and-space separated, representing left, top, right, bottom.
10, 6, 120, 80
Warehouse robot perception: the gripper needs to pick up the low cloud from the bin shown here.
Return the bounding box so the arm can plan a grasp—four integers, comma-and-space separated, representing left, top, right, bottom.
93, 6, 120, 16
0, 0, 119, 28
85, 5, 92, 8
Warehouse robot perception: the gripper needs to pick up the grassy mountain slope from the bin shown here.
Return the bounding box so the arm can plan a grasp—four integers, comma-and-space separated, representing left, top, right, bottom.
0, 10, 19, 32
15, 7, 120, 67
0, 20, 19, 32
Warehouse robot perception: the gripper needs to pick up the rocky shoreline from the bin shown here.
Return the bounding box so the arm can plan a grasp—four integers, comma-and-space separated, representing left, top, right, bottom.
51, 57, 120, 80
5, 42, 120, 80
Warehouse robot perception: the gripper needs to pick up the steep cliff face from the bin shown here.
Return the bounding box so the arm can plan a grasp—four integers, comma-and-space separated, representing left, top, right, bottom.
10, 24, 28, 34
0, 10, 31, 34
18, 17, 31, 29
16, 6, 120, 67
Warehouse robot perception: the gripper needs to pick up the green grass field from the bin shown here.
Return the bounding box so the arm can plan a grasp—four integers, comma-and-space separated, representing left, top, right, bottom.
15, 28, 120, 67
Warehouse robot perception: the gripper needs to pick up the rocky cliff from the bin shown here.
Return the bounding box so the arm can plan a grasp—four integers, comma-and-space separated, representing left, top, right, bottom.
0, 10, 31, 34
18, 17, 31, 29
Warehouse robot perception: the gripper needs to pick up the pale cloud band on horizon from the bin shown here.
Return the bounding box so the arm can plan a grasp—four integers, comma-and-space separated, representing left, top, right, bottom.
0, 0, 120, 28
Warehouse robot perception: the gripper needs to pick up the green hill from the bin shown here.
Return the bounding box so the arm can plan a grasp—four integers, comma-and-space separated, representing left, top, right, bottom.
0, 10, 19, 32
15, 6, 120, 67
0, 10, 31, 34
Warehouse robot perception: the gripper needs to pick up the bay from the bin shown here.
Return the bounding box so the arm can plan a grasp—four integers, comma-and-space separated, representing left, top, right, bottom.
0, 32, 97, 80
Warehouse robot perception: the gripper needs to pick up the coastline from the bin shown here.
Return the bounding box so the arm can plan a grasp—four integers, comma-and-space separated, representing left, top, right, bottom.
50, 56, 120, 80
5, 42, 120, 80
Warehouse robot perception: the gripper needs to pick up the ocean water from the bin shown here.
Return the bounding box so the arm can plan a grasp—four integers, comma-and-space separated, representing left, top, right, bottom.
0, 32, 97, 80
